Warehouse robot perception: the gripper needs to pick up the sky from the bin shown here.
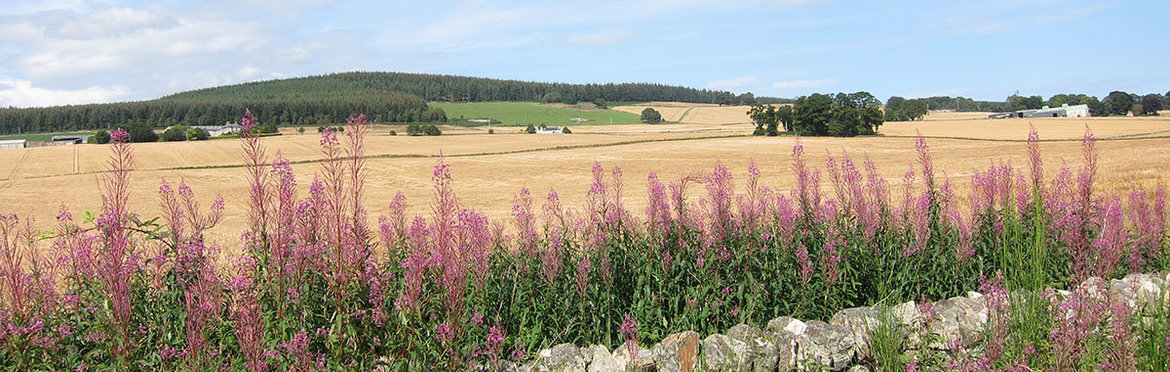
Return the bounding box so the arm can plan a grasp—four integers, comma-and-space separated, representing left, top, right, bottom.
0, 0, 1166, 108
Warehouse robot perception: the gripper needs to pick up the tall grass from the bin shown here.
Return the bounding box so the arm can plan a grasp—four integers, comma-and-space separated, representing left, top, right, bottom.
0, 113, 1166, 369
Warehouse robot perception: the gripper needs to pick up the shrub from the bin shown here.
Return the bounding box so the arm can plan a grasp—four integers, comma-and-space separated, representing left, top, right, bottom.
390, 130, 397, 136
187, 127, 210, 140
256, 123, 279, 134
161, 126, 188, 141
118, 121, 158, 142
641, 108, 662, 124
407, 123, 424, 136
89, 130, 110, 144
488, 129, 494, 134
562, 126, 571, 134
424, 124, 441, 136
525, 124, 536, 134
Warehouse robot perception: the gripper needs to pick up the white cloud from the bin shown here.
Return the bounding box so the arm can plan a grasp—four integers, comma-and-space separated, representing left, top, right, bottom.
933, 15, 1011, 35
772, 78, 836, 90
0, 78, 128, 107
566, 33, 635, 45
708, 75, 760, 90
1034, 4, 1110, 24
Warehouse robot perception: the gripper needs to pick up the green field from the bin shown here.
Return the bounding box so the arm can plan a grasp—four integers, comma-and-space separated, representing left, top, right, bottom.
0, 131, 95, 142
431, 102, 642, 126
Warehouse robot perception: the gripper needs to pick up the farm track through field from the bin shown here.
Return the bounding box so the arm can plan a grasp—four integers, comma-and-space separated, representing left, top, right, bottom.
677, 107, 694, 122
4, 150, 30, 181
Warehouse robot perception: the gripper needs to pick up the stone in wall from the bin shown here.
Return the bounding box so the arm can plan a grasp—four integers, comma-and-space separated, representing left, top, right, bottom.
795, 320, 855, 371
652, 331, 700, 372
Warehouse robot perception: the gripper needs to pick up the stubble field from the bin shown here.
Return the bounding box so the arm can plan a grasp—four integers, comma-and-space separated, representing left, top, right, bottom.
2, 106, 1168, 248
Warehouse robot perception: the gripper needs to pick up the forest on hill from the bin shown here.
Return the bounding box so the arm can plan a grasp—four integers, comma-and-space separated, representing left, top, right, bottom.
163, 72, 757, 106
0, 72, 760, 135
0, 91, 441, 135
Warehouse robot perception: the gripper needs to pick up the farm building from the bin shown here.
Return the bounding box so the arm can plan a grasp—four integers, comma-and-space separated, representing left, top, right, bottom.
51, 135, 93, 144
535, 126, 562, 134
0, 139, 28, 150
188, 123, 244, 136
989, 104, 1090, 119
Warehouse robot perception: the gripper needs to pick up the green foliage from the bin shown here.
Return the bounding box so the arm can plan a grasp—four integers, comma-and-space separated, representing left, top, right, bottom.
641, 108, 663, 124
884, 97, 928, 121
542, 91, 562, 103
431, 102, 640, 126
1105, 91, 1135, 116
793, 93, 832, 136
406, 123, 425, 136
525, 124, 536, 134
1008, 94, 1044, 111
186, 127, 209, 140
593, 98, 607, 109
748, 104, 777, 135
785, 92, 882, 136
89, 130, 110, 144
389, 130, 397, 136
423, 124, 441, 136
1137, 290, 1170, 370
868, 306, 906, 372
119, 122, 158, 142
256, 123, 279, 134
297, 126, 305, 135
562, 126, 571, 134
160, 126, 188, 142
1141, 94, 1163, 115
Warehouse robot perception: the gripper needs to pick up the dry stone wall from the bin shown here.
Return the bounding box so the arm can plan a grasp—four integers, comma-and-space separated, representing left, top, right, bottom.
512, 272, 1169, 372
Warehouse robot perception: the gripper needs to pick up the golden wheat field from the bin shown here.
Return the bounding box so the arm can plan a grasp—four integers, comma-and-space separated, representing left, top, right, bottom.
2, 105, 1169, 249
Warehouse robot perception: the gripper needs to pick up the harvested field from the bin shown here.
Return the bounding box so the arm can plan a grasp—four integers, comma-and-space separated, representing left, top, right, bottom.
2, 106, 1169, 248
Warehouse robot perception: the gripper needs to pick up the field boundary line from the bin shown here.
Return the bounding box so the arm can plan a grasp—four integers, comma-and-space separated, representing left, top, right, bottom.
10, 134, 748, 180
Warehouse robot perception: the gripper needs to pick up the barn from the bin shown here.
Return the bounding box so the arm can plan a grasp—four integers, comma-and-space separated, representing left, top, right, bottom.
989, 104, 1090, 119
0, 139, 28, 150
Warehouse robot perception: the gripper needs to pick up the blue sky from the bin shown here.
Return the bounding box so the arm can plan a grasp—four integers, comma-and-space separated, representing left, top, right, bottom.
0, 0, 1165, 107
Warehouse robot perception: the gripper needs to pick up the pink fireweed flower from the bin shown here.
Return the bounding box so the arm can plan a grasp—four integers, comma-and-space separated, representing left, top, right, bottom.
898, 169, 916, 222
484, 324, 506, 365
240, 109, 272, 237
773, 194, 797, 243
823, 225, 843, 284
229, 266, 267, 372
1050, 280, 1109, 371
979, 271, 1009, 362
608, 166, 629, 232
1106, 302, 1136, 371
379, 192, 408, 253
1092, 197, 1127, 279
796, 243, 813, 287
542, 228, 564, 285
915, 132, 934, 192
435, 322, 455, 343
458, 209, 492, 290
1026, 125, 1043, 191
905, 193, 931, 256
620, 313, 638, 343
574, 258, 591, 299
645, 172, 672, 238
792, 138, 821, 211
512, 187, 537, 258
343, 113, 370, 241
706, 161, 735, 241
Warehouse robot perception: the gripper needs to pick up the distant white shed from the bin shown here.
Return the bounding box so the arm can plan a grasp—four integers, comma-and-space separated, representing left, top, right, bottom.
0, 139, 27, 150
